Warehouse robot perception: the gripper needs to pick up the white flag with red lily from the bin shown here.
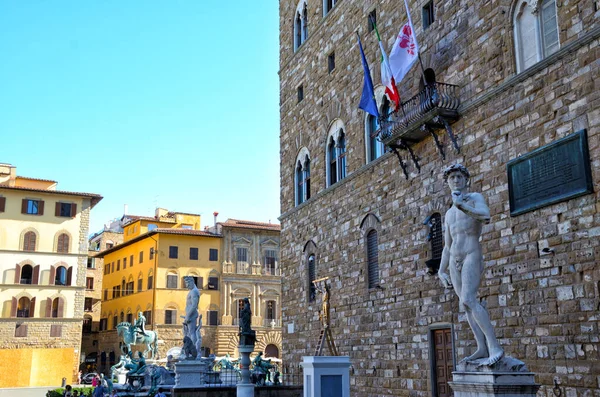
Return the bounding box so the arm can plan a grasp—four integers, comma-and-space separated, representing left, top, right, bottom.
379, 41, 400, 111
389, 0, 419, 83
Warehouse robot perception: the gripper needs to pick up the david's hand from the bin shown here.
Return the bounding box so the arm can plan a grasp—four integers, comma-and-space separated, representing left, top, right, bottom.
438, 271, 452, 289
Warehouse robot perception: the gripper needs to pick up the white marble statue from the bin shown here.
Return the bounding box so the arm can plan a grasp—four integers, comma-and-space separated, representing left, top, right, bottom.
438, 164, 504, 366
195, 314, 203, 358
182, 276, 200, 358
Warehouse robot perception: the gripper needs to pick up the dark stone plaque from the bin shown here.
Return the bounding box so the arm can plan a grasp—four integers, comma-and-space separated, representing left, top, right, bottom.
507, 129, 593, 216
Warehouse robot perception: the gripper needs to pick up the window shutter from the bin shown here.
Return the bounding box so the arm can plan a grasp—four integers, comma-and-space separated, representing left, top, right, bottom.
66, 267, 72, 286
70, 203, 77, 217
11, 297, 17, 317
0, 196, 5, 212
14, 264, 21, 284
32, 265, 40, 285
58, 298, 64, 317
198, 276, 204, 290
367, 230, 379, 288
49, 266, 56, 285
55, 202, 61, 216
38, 200, 44, 215
46, 298, 52, 317
21, 199, 27, 214
29, 297, 36, 317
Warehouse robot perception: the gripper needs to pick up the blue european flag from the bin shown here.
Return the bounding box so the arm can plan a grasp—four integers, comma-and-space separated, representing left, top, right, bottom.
357, 34, 380, 118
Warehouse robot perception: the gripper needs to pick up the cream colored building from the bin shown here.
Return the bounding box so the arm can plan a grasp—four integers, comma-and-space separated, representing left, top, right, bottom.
0, 163, 102, 387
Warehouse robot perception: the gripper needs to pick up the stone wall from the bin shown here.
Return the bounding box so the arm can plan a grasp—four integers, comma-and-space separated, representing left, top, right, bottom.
279, 0, 600, 396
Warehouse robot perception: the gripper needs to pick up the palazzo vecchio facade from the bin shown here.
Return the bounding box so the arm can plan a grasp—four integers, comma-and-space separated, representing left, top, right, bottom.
278, 0, 600, 396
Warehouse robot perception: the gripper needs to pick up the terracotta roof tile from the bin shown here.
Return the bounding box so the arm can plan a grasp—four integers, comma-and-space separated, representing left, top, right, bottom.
219, 218, 281, 231
0, 185, 103, 208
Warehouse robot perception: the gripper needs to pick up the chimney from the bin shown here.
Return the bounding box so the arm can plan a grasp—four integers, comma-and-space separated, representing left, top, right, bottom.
213, 212, 219, 232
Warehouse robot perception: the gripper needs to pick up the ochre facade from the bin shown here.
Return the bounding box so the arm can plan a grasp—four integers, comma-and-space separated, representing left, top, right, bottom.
279, 1, 599, 396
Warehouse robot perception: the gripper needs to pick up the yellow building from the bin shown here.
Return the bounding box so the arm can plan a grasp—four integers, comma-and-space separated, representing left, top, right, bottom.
0, 163, 102, 387
95, 209, 222, 367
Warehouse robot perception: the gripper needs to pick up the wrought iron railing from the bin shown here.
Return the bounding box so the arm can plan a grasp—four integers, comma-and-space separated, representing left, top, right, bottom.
380, 82, 460, 140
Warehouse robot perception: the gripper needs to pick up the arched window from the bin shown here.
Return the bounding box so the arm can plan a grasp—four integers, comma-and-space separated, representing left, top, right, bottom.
295, 150, 311, 206
326, 123, 348, 187
265, 344, 280, 358
55, 266, 68, 286
367, 230, 379, 288
514, 0, 559, 72
47, 297, 65, 318
120, 311, 125, 323
308, 254, 316, 302
17, 297, 32, 317
294, 0, 308, 51
166, 271, 178, 289
57, 233, 70, 253
20, 265, 33, 284
23, 231, 36, 251
366, 96, 392, 163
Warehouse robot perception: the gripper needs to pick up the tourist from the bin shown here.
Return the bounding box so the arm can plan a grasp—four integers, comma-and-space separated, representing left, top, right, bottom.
91, 375, 98, 387
63, 385, 72, 397
77, 370, 82, 384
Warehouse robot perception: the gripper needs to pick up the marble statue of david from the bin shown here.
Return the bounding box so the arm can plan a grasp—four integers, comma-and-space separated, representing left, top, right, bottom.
438, 164, 504, 366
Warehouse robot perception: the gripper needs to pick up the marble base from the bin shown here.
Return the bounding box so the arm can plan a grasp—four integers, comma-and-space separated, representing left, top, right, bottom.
301, 356, 351, 397
450, 357, 540, 397
173, 358, 213, 387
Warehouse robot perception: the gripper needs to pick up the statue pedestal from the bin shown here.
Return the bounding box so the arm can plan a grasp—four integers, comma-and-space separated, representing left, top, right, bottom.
450, 358, 540, 397
173, 358, 213, 388
237, 345, 255, 397
301, 356, 351, 397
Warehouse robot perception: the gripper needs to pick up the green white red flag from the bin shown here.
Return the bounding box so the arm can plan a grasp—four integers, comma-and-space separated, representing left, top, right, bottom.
372, 21, 400, 111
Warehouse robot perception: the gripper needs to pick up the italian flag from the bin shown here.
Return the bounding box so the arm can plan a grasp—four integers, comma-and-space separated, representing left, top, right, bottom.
374, 23, 400, 111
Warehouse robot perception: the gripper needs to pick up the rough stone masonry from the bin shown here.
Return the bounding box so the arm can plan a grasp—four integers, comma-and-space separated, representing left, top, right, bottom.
279, 0, 600, 396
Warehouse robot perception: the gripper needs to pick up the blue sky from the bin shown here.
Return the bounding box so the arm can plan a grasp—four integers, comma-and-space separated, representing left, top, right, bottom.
0, 1, 281, 233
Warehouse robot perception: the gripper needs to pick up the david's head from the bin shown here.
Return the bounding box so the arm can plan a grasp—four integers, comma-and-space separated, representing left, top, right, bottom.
443, 164, 470, 191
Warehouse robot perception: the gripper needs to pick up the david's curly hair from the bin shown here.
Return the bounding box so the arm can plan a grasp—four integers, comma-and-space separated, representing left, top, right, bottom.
443, 164, 470, 181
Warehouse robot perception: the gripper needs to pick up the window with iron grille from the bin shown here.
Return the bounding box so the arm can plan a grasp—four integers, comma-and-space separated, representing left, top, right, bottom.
429, 213, 444, 260
51, 324, 63, 337
209, 248, 218, 261
165, 309, 176, 325
169, 246, 178, 259
367, 230, 379, 288
190, 247, 199, 260
15, 324, 28, 337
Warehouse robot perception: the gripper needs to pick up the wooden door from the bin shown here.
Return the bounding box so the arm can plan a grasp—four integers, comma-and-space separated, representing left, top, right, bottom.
432, 328, 453, 397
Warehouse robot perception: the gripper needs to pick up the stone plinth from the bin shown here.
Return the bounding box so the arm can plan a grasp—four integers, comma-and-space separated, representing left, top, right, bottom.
450, 357, 540, 397
301, 356, 351, 397
173, 358, 213, 388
